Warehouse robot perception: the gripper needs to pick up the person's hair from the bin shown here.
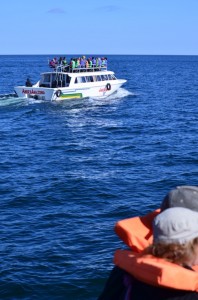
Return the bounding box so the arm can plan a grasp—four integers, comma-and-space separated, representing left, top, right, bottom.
146, 237, 198, 265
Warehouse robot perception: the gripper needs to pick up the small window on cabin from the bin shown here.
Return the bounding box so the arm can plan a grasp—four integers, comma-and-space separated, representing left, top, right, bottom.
77, 77, 82, 83
97, 75, 102, 81
89, 76, 94, 82
52, 74, 56, 82
79, 77, 86, 83
43, 74, 50, 82
58, 74, 64, 82
74, 77, 86, 84
66, 75, 71, 84
62, 74, 66, 87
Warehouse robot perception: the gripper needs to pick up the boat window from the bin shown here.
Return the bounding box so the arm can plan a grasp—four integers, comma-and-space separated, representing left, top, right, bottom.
86, 76, 94, 82
62, 74, 66, 87
56, 73, 63, 87
74, 76, 87, 84
66, 75, 71, 85
101, 75, 108, 81
104, 75, 108, 80
96, 75, 102, 81
43, 74, 51, 82
111, 74, 117, 80
51, 80, 57, 88
51, 73, 70, 87
52, 74, 57, 82
40, 74, 51, 87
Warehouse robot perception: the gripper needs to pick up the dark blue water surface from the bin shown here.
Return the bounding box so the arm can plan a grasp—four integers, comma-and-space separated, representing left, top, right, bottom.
1, 55, 198, 299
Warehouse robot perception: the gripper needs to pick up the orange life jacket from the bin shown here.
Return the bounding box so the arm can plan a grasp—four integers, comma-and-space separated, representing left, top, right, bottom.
114, 209, 160, 252
114, 249, 198, 291
114, 210, 198, 290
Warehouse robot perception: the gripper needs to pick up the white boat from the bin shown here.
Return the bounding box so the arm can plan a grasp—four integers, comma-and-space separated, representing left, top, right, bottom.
14, 62, 127, 101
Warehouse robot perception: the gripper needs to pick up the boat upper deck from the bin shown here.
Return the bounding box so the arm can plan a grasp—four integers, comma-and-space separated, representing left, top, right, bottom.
50, 64, 108, 74
49, 56, 108, 74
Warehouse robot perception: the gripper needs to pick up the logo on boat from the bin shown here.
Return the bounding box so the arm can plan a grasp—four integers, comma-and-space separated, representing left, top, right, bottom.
99, 87, 107, 92
22, 89, 45, 95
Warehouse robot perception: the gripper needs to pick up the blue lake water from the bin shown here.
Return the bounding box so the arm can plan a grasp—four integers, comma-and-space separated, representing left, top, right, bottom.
1, 55, 198, 299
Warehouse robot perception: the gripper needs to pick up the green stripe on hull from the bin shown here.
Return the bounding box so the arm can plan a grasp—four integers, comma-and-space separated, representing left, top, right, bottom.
60, 93, 83, 99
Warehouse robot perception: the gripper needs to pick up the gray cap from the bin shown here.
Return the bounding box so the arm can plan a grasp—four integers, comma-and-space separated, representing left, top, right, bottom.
161, 186, 198, 212
153, 207, 198, 244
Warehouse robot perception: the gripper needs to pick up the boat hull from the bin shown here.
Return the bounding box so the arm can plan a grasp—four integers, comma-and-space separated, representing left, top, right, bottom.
14, 80, 126, 101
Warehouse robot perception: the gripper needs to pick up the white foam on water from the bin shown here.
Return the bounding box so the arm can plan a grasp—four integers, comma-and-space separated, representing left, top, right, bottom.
107, 87, 133, 99
0, 95, 46, 107
0, 96, 25, 107
90, 87, 132, 101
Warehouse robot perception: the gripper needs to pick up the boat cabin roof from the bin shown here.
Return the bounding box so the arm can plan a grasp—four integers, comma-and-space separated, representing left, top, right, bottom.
41, 70, 114, 78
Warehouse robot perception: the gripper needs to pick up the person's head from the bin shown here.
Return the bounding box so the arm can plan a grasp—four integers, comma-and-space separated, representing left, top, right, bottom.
149, 207, 198, 267
161, 186, 198, 212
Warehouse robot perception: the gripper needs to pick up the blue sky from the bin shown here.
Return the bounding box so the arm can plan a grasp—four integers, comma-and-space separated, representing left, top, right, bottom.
1, 0, 198, 55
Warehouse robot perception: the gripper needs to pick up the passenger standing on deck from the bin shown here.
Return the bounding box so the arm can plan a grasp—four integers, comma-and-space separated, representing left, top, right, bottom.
92, 57, 96, 69
62, 57, 67, 65
53, 57, 58, 67
80, 57, 86, 69
70, 58, 75, 72
89, 58, 93, 70
58, 57, 63, 65
49, 58, 57, 68
25, 78, 32, 87
95, 57, 99, 69
97, 57, 102, 70
75, 58, 80, 71
85, 59, 89, 69
101, 57, 107, 68
62, 57, 68, 71
104, 57, 108, 68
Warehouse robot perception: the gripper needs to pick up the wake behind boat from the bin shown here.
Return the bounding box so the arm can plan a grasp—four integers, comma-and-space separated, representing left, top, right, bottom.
14, 56, 127, 101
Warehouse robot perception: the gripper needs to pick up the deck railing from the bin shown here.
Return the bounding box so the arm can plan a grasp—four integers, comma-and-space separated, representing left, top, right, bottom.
52, 64, 107, 73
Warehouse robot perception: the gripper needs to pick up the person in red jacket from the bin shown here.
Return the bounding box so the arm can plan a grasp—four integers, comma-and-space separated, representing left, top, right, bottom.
98, 186, 198, 300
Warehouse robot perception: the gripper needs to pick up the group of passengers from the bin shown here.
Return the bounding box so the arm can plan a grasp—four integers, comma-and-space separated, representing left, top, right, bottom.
49, 57, 67, 68
49, 56, 108, 72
